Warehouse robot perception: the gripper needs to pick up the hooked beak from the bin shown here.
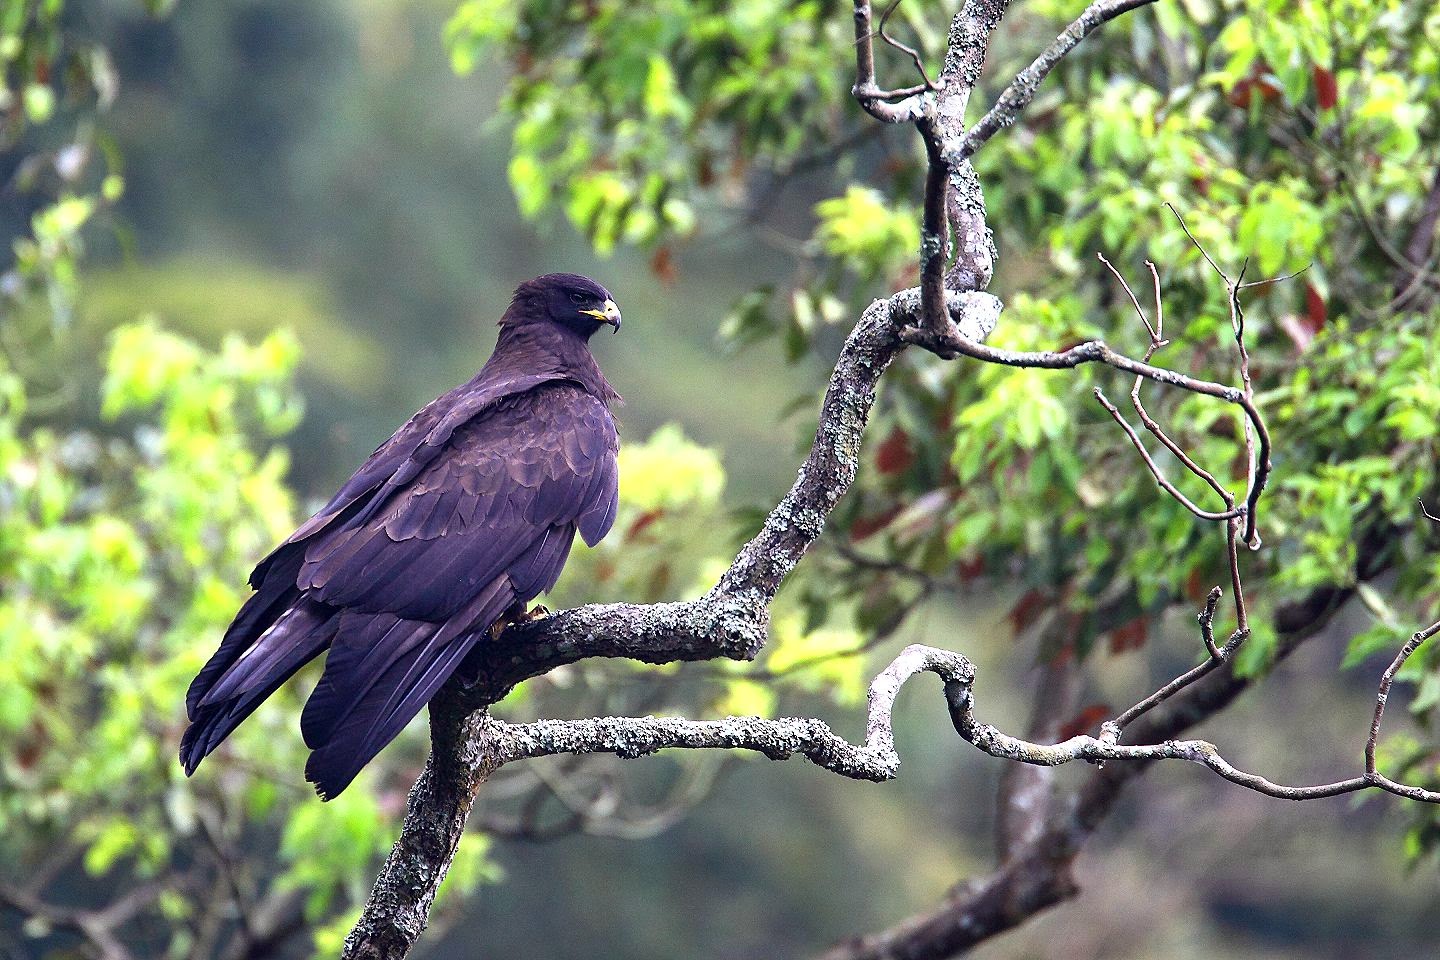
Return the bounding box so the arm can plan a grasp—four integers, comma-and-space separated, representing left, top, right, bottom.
580, 299, 622, 333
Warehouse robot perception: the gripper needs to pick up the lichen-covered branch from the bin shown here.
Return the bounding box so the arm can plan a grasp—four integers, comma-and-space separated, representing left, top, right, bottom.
341, 697, 498, 960
343, 1, 1423, 958
484, 644, 975, 782
341, 287, 1002, 960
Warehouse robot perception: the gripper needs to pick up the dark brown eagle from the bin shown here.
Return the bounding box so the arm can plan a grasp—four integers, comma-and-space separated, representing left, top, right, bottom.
180, 273, 622, 799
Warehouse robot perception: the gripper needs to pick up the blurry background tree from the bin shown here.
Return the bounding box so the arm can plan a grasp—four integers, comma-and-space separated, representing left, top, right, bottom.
3, 1, 1440, 959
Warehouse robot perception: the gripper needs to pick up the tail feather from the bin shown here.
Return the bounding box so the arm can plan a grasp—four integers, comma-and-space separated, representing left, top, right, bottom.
186, 548, 303, 718
301, 580, 514, 799
302, 628, 486, 800
179, 598, 337, 775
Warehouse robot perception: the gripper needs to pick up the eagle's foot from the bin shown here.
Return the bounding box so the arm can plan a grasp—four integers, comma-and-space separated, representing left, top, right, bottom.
519, 603, 552, 623
488, 602, 553, 641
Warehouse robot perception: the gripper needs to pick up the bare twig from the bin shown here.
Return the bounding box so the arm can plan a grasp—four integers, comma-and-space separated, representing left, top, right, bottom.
1097, 252, 1162, 344
899, 322, 1272, 539
851, 0, 932, 123
1365, 619, 1440, 775
950, 0, 1160, 164
876, 0, 936, 91
1093, 388, 1243, 522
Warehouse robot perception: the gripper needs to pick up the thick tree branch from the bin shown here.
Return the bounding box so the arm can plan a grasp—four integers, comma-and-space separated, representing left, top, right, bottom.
342, 287, 1002, 959
342, 697, 498, 960
343, 1, 1413, 957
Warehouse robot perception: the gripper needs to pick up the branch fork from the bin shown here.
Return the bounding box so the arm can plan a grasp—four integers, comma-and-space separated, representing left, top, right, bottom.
341, 3, 1439, 958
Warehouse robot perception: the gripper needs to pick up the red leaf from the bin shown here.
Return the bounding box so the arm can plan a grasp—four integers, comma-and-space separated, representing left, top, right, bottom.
875, 427, 915, 476
650, 245, 677, 286
1304, 283, 1327, 331
1058, 704, 1112, 740
1313, 65, 1338, 110
1228, 60, 1282, 108
1007, 588, 1049, 636
1280, 283, 1327, 353
1227, 78, 1256, 108
1107, 617, 1148, 654
626, 508, 664, 541
955, 554, 986, 582
849, 504, 902, 542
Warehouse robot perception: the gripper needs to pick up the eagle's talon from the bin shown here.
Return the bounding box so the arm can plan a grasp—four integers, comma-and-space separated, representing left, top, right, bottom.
488, 603, 553, 641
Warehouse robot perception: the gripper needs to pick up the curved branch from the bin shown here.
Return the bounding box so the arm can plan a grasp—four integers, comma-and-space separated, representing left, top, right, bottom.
851, 0, 932, 123
356, 619, 1440, 960
342, 287, 1003, 960
486, 644, 976, 782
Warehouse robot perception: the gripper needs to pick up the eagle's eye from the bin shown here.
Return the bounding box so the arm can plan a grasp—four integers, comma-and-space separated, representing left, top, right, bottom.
568, 291, 587, 305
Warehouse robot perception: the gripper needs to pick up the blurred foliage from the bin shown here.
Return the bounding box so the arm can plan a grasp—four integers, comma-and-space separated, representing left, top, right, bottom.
83, 258, 386, 391
5, 0, 1440, 955
2, 0, 129, 322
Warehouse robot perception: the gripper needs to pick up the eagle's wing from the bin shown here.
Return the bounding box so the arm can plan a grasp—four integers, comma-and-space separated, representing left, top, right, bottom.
253, 370, 566, 580
183, 372, 563, 723
181, 380, 618, 799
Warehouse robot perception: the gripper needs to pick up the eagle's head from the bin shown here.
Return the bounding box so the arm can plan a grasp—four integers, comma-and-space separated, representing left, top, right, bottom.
506, 273, 622, 340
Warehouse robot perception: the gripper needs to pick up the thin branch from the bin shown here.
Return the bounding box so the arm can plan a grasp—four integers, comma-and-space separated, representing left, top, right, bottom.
1093, 388, 1243, 522
1365, 619, 1440, 774
851, 0, 931, 123
1121, 258, 1234, 506
1097, 252, 1161, 344
899, 322, 1272, 538
1198, 585, 1223, 659
1101, 596, 1245, 740
876, 0, 936, 91
950, 0, 1160, 164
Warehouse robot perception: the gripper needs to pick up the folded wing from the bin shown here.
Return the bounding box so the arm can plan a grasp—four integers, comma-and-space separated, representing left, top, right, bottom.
181, 380, 619, 798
